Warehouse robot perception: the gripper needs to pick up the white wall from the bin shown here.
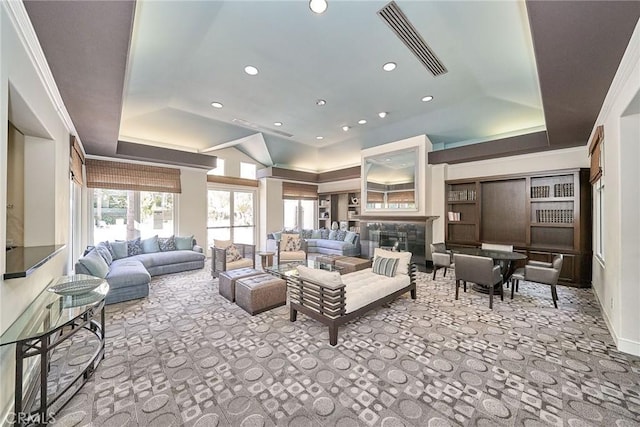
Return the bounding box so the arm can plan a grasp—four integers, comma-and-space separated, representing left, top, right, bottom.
177, 168, 208, 252
6, 124, 24, 246
207, 146, 264, 178
258, 179, 283, 251
1, 2, 75, 422
590, 20, 640, 356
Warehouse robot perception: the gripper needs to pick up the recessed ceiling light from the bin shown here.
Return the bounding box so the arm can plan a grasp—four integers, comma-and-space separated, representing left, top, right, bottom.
316, 136, 324, 140
385, 158, 391, 162
316, 99, 327, 106
342, 126, 350, 132
383, 62, 396, 71
274, 122, 283, 127
378, 112, 387, 118
244, 65, 259, 75
211, 102, 223, 108
309, 0, 328, 14
421, 95, 434, 102
358, 119, 367, 125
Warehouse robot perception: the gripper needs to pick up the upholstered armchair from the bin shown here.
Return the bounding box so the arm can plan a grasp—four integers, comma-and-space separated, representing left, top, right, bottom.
511, 254, 563, 308
277, 233, 308, 263
430, 243, 453, 279
211, 240, 255, 278
454, 253, 503, 309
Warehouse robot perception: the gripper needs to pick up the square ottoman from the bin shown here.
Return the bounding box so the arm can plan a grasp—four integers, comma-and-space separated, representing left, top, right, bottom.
235, 274, 287, 315
315, 254, 346, 266
335, 257, 372, 274
218, 268, 262, 302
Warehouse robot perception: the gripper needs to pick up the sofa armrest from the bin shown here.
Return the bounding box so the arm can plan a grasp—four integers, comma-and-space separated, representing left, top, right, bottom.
193, 245, 204, 253
211, 246, 227, 277
288, 275, 346, 319
528, 260, 552, 268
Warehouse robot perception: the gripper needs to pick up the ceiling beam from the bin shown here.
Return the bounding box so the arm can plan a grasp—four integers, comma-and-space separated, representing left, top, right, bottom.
116, 141, 217, 169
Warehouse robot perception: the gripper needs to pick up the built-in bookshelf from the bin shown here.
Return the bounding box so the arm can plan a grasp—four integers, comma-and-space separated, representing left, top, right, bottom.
318, 191, 361, 232
445, 168, 592, 287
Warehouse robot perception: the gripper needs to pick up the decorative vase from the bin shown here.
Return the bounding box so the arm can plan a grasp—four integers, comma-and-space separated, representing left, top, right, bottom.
351, 197, 359, 205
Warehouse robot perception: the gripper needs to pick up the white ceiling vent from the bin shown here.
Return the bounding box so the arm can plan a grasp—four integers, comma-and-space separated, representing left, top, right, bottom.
378, 1, 447, 77
232, 118, 294, 138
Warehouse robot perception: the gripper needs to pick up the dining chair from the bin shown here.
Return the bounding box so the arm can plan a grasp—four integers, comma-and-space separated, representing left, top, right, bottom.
454, 253, 503, 309
511, 254, 563, 308
430, 243, 453, 279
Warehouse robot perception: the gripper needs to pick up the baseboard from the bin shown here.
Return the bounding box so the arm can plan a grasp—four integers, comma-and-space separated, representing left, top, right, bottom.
618, 338, 640, 357
591, 287, 618, 346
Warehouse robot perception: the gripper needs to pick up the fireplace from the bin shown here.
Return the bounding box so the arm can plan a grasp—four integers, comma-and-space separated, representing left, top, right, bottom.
357, 216, 437, 272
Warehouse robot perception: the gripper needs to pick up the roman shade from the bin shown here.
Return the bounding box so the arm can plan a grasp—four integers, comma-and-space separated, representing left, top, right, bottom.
367, 191, 384, 203
69, 136, 85, 185
85, 159, 181, 193
282, 182, 318, 200
589, 125, 604, 184
386, 190, 415, 203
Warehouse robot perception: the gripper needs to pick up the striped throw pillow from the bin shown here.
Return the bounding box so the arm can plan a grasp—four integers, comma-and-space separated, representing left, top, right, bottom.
372, 256, 399, 277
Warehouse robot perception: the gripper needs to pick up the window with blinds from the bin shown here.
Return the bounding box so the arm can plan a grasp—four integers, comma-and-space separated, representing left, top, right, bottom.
69, 136, 85, 185
282, 182, 318, 200
589, 125, 604, 184
85, 159, 181, 193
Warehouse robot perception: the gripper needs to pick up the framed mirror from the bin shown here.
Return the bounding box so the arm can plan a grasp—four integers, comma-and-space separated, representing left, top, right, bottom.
362, 147, 418, 212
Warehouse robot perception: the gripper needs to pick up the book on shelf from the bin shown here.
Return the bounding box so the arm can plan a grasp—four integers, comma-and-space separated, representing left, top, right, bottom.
447, 211, 461, 221
535, 209, 574, 223
447, 189, 476, 201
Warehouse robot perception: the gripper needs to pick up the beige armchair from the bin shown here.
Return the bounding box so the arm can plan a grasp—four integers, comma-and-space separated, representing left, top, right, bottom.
454, 253, 503, 309
211, 241, 255, 277
430, 243, 453, 279
511, 254, 563, 308
277, 234, 308, 263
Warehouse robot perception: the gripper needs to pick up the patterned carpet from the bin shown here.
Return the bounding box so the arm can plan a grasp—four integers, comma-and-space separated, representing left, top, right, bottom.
50, 262, 640, 426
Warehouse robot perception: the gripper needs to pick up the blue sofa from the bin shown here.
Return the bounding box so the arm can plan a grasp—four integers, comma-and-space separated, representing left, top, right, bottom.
75, 236, 205, 305
267, 229, 360, 257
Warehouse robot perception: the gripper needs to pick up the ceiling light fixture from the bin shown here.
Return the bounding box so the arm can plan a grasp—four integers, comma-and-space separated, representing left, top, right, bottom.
421, 95, 434, 102
274, 122, 283, 127
316, 99, 326, 106
342, 126, 350, 131
244, 65, 259, 75
358, 119, 367, 125
382, 62, 396, 71
309, 0, 328, 14
316, 136, 324, 140
211, 102, 223, 108
378, 112, 387, 118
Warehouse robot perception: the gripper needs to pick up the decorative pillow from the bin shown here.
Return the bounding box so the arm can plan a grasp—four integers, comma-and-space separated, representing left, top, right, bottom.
95, 243, 113, 265
297, 266, 343, 289
158, 235, 176, 251
175, 235, 194, 250
142, 235, 160, 254
226, 244, 243, 263
79, 249, 110, 278
372, 256, 399, 277
281, 233, 301, 252
214, 239, 232, 249
110, 241, 128, 260
272, 231, 282, 241
103, 241, 116, 258
300, 229, 313, 239
373, 248, 412, 275
320, 229, 330, 239
127, 237, 143, 256
311, 229, 322, 239
344, 231, 358, 244
336, 229, 347, 241
328, 230, 338, 240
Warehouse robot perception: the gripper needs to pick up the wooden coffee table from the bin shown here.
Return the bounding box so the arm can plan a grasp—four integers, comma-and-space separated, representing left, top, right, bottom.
257, 251, 275, 268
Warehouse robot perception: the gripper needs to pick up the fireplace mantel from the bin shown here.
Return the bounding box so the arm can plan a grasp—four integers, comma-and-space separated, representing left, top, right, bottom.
354, 215, 439, 222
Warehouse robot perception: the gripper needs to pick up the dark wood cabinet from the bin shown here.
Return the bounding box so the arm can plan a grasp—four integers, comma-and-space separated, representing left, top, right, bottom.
445, 168, 592, 287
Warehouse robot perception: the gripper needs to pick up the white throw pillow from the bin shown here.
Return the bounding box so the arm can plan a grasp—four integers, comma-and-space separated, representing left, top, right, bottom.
373, 248, 412, 275
296, 266, 343, 289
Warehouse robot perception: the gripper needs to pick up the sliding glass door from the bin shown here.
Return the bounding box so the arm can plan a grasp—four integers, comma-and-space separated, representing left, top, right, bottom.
207, 188, 255, 245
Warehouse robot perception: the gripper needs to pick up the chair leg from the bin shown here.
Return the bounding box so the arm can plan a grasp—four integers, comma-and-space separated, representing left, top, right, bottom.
511, 279, 516, 299
455, 279, 460, 300
443, 268, 448, 277
500, 282, 504, 301
551, 285, 558, 308
463, 281, 467, 292
432, 266, 437, 280
489, 284, 494, 309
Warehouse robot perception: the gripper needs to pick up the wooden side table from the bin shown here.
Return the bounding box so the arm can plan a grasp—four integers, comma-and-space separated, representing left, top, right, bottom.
257, 251, 275, 269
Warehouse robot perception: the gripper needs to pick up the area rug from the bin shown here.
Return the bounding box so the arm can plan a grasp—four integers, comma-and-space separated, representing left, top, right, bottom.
50, 263, 640, 426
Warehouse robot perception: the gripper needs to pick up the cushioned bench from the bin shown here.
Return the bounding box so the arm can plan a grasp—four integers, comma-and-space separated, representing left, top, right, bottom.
236, 274, 287, 315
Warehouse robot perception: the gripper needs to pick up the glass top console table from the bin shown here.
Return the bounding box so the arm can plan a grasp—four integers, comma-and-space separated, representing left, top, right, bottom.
0, 275, 109, 426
